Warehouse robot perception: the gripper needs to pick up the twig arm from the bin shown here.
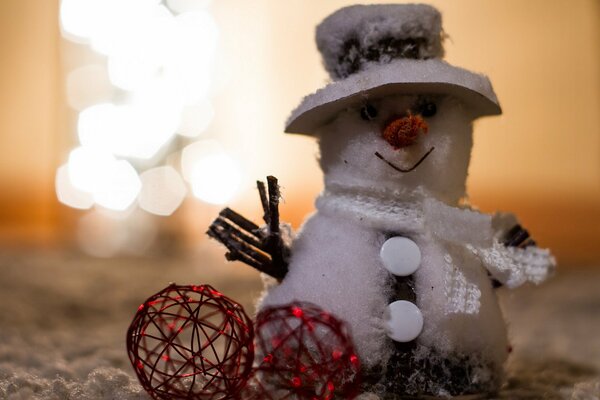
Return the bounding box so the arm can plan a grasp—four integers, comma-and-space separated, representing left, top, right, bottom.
206, 176, 291, 280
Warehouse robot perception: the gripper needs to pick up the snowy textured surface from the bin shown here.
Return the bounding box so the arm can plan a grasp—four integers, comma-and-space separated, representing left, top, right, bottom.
285, 58, 501, 134
286, 3, 500, 134
316, 4, 444, 79
0, 248, 599, 399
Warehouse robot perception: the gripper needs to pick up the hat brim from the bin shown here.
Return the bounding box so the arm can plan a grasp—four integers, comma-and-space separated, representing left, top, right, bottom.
285, 58, 502, 134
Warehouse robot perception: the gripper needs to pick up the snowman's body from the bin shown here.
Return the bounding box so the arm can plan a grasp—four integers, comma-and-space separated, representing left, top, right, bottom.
260, 95, 510, 394
261, 209, 508, 394
256, 4, 554, 396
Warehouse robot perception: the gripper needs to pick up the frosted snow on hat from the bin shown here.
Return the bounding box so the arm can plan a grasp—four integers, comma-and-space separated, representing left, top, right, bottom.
286, 4, 501, 134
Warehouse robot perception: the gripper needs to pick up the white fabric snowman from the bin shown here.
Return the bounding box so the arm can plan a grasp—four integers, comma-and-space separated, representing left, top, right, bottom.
259, 4, 555, 397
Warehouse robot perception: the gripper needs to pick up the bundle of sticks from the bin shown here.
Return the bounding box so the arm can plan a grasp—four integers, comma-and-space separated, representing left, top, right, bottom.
207, 176, 290, 281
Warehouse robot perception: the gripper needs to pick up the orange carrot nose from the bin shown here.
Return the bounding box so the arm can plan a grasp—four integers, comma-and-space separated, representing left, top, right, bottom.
382, 114, 428, 149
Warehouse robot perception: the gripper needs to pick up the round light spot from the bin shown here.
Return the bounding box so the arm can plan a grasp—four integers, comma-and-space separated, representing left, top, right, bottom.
139, 166, 187, 216
384, 300, 423, 342
380, 236, 421, 276
55, 164, 94, 209
177, 100, 214, 137
166, 0, 212, 14
78, 103, 124, 154
180, 139, 223, 181
93, 160, 142, 211
77, 208, 157, 258
190, 153, 242, 205
60, 0, 98, 40
66, 65, 113, 111
67, 146, 116, 194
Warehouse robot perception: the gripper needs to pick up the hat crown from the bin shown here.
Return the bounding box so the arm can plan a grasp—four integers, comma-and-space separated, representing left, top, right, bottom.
316, 4, 444, 80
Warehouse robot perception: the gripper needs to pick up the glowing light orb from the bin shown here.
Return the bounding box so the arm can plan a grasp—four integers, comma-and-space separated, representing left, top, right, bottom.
124, 78, 184, 159
67, 146, 117, 194
66, 65, 113, 111
165, 11, 219, 104
60, 0, 100, 40
190, 153, 242, 205
93, 160, 142, 211
77, 209, 157, 258
89, 0, 164, 56
138, 166, 187, 216
55, 164, 94, 210
180, 139, 223, 182
105, 4, 173, 91
166, 0, 212, 14
77, 103, 124, 154
177, 100, 214, 138
78, 79, 182, 160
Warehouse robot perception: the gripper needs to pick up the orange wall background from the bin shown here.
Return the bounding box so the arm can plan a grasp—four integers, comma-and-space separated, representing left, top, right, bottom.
0, 0, 60, 245
0, 0, 598, 265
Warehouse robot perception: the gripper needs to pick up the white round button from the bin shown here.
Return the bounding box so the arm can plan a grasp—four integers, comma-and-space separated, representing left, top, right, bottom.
384, 300, 424, 342
380, 236, 421, 276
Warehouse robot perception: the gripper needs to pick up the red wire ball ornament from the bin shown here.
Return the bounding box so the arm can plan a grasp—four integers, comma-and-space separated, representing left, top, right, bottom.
244, 302, 361, 400
126, 284, 254, 400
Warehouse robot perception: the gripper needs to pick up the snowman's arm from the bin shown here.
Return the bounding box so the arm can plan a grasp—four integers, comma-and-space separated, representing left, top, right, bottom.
472, 214, 556, 288
207, 176, 291, 280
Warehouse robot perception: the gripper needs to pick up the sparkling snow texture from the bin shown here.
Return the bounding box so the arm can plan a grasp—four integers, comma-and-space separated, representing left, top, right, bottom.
316, 4, 444, 79
0, 250, 595, 399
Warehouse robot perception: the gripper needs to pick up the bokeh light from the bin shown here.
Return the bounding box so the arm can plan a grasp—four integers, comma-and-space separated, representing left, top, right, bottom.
190, 153, 242, 205
138, 166, 187, 216
58, 0, 228, 252
67, 146, 117, 194
164, 11, 219, 104
180, 139, 224, 182
55, 164, 94, 210
105, 4, 173, 91
77, 103, 125, 155
78, 85, 182, 161
177, 99, 214, 138
166, 0, 212, 14
77, 208, 157, 258
124, 77, 183, 159
92, 160, 142, 211
59, 0, 101, 41
182, 141, 243, 205
66, 65, 113, 111
88, 0, 164, 57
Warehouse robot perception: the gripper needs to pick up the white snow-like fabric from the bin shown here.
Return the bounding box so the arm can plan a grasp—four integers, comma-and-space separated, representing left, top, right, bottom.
317, 94, 476, 205
259, 213, 393, 368
286, 58, 501, 134
469, 241, 556, 288
317, 188, 554, 289
261, 187, 511, 384
316, 4, 444, 79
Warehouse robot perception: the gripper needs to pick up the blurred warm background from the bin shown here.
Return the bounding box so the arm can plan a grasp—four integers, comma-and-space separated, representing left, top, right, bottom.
0, 0, 598, 266
1, 2, 600, 398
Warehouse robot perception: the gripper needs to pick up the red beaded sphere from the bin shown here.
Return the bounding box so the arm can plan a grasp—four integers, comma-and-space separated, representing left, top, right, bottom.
245, 302, 361, 400
126, 284, 254, 400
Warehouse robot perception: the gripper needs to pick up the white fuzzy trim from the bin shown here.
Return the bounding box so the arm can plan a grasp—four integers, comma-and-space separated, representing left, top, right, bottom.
468, 241, 557, 288
316, 4, 444, 79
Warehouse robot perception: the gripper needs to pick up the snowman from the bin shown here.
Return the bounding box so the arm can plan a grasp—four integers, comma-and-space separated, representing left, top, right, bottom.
212, 4, 555, 397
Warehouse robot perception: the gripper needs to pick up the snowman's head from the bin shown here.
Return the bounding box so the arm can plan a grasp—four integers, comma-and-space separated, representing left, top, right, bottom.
316, 93, 475, 205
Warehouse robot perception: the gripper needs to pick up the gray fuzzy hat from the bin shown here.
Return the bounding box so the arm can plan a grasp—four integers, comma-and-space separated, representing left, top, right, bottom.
285, 4, 501, 134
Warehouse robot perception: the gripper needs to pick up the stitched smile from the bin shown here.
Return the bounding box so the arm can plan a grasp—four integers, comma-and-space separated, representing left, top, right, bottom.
374, 147, 435, 173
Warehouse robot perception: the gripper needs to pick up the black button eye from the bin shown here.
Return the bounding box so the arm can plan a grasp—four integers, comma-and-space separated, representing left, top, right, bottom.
419, 102, 437, 118
360, 103, 378, 121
